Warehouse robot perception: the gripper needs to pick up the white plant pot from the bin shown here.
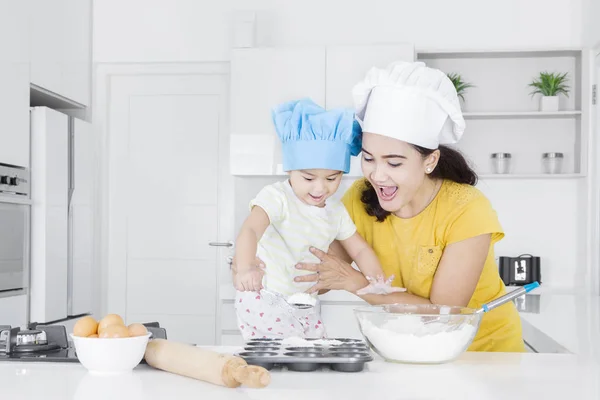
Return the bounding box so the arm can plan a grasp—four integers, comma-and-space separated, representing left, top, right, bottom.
540, 96, 559, 112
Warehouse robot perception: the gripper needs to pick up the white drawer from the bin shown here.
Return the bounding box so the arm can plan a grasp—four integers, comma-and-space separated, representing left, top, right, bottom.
220, 333, 244, 346
321, 304, 363, 339
0, 294, 27, 328
220, 301, 239, 331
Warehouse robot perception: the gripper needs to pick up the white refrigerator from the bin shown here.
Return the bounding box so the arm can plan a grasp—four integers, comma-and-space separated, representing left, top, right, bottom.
29, 107, 93, 324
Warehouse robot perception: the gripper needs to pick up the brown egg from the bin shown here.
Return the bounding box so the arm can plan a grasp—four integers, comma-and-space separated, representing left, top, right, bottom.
99, 324, 130, 338
127, 323, 148, 337
98, 314, 125, 334
88, 334, 99, 338
73, 316, 98, 337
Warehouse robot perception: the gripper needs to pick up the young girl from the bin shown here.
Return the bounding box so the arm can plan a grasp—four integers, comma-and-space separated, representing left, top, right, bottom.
233, 98, 400, 340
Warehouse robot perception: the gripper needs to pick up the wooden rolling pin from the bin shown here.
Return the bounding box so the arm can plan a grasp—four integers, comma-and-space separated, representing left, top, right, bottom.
144, 339, 271, 388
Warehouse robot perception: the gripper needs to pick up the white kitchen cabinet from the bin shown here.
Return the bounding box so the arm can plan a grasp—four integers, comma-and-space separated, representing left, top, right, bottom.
30, 0, 92, 107
0, 295, 28, 329
0, 0, 30, 64
325, 44, 415, 109
230, 47, 326, 175
320, 304, 364, 339
229, 44, 415, 176
30, 107, 69, 324
68, 118, 94, 316
0, 0, 30, 167
61, 0, 92, 107
0, 63, 30, 167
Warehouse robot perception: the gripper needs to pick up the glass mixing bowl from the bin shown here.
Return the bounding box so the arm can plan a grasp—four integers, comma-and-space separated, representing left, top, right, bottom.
354, 304, 482, 364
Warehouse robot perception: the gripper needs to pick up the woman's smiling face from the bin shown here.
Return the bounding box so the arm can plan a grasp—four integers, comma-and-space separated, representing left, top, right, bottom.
360, 132, 436, 214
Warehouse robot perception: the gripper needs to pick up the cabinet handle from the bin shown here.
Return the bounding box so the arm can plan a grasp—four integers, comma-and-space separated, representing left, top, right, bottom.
208, 241, 233, 247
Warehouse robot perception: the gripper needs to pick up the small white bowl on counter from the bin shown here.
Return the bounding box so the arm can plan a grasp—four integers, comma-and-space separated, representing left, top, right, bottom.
70, 332, 152, 375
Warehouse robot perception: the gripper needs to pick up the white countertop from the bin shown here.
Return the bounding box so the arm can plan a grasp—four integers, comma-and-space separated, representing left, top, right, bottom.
2, 349, 598, 399
3, 288, 598, 399
518, 292, 600, 358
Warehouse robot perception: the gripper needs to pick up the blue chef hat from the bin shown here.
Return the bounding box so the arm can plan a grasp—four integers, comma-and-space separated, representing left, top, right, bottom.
271, 98, 362, 173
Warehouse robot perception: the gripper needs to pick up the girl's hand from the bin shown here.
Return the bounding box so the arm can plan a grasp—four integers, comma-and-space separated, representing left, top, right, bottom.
294, 247, 369, 294
231, 255, 266, 292
234, 265, 265, 292
230, 255, 265, 275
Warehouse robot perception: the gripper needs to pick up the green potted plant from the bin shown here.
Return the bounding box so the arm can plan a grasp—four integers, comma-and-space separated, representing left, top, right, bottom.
447, 73, 475, 103
528, 71, 569, 112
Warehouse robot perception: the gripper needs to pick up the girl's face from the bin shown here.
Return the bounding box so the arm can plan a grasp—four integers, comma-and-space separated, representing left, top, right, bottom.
360, 133, 438, 215
288, 169, 343, 207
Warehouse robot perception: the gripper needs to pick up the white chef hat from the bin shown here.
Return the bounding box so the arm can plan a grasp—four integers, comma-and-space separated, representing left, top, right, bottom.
352, 61, 466, 149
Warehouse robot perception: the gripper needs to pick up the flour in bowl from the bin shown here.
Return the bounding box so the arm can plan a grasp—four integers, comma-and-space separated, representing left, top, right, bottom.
359, 316, 477, 363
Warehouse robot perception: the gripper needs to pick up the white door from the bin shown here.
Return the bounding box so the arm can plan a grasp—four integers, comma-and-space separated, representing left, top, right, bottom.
107, 72, 229, 345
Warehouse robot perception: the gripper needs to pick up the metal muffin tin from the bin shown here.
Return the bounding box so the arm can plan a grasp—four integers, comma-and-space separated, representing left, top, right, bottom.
235, 338, 373, 372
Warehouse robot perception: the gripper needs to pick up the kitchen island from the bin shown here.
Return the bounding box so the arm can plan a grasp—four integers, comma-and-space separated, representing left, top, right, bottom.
2, 349, 598, 399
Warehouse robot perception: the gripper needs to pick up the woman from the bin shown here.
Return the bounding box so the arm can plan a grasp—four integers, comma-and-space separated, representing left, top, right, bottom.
234, 61, 524, 352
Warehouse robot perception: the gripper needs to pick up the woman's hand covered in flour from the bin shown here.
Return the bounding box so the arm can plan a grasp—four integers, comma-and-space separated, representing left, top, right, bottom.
355, 275, 407, 295
295, 247, 368, 294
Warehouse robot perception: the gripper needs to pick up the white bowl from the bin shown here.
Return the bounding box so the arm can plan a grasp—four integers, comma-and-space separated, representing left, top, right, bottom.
354, 304, 482, 364
70, 332, 152, 375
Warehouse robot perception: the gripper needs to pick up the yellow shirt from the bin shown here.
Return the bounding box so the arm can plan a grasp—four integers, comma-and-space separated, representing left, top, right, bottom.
342, 179, 525, 352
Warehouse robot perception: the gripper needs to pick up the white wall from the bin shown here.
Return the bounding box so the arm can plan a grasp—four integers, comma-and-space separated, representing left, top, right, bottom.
94, 0, 584, 63
582, 0, 600, 47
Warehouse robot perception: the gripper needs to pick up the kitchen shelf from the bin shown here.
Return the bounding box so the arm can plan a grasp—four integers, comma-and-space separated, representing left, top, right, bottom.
416, 47, 583, 60
463, 111, 582, 119
479, 173, 585, 179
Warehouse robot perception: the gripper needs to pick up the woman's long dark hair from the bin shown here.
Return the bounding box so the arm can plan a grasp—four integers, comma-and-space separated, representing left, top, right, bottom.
361, 145, 478, 222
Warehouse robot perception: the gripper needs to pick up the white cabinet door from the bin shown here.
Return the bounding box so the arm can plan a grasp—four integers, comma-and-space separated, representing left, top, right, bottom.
0, 0, 30, 167
0, 63, 30, 167
230, 47, 326, 175
30, 107, 69, 324
61, 0, 92, 106
68, 118, 93, 316
0, 0, 29, 63
30, 0, 63, 96
321, 304, 364, 339
325, 44, 415, 109
0, 295, 28, 329
30, 0, 91, 107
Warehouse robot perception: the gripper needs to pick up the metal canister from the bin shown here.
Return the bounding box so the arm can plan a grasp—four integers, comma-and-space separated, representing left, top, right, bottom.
542, 152, 563, 174
490, 153, 512, 174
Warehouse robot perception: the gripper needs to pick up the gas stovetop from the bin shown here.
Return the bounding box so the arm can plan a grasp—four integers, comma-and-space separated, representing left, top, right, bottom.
0, 321, 167, 363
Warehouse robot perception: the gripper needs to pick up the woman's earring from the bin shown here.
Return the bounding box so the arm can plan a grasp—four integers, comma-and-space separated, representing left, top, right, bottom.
426, 168, 432, 173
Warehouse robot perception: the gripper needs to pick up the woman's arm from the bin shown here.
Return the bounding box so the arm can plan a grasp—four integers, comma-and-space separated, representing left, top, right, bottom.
296, 233, 491, 307
359, 234, 491, 306
429, 234, 491, 306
